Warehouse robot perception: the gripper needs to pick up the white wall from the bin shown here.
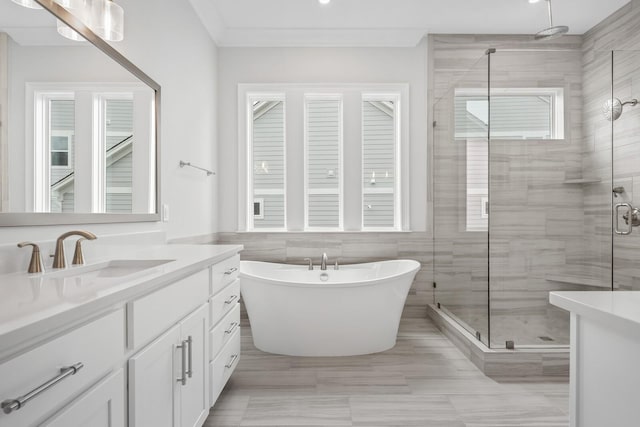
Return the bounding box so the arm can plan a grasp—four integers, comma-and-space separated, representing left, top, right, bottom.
0, 0, 218, 245
217, 41, 429, 232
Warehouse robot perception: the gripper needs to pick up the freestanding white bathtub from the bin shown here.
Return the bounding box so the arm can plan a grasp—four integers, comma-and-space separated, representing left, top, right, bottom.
240, 259, 420, 356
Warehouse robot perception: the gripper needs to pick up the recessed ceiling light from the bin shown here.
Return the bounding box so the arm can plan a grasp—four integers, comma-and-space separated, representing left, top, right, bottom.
318, 0, 331, 5
528, 0, 541, 3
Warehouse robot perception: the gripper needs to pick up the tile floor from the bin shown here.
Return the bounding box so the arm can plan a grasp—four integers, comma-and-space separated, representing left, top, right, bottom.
204, 316, 569, 426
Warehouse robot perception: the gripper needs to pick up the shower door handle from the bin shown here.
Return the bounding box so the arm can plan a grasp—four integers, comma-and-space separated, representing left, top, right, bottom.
615, 203, 634, 235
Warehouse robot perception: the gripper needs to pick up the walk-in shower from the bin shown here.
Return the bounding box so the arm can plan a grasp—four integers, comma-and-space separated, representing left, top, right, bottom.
431, 43, 640, 356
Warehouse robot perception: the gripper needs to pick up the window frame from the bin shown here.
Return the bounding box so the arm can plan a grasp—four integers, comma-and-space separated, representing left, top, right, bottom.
33, 91, 74, 212
237, 83, 410, 233
93, 92, 135, 213
29, 83, 147, 214
245, 92, 287, 231
456, 87, 565, 233
303, 93, 344, 232
361, 93, 402, 231
455, 87, 565, 141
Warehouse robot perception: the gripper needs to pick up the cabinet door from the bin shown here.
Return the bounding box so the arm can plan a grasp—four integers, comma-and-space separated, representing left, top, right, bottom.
129, 324, 181, 427
42, 369, 125, 427
179, 304, 209, 427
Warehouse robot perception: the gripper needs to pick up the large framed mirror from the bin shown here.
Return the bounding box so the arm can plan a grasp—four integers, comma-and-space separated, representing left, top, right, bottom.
0, 0, 160, 226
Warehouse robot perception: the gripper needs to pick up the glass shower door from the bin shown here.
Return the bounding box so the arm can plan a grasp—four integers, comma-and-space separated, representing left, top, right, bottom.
612, 50, 640, 291
487, 48, 614, 348
433, 54, 490, 346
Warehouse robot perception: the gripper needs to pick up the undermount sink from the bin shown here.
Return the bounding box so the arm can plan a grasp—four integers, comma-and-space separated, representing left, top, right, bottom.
47, 259, 175, 280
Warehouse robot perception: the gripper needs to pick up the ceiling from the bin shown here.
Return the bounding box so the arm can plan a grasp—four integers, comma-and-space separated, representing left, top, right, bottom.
188, 0, 631, 47
1, 0, 631, 47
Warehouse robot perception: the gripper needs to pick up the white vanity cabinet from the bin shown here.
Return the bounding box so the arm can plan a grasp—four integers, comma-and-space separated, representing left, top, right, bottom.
550, 291, 640, 427
0, 245, 242, 427
127, 253, 241, 427
128, 304, 209, 427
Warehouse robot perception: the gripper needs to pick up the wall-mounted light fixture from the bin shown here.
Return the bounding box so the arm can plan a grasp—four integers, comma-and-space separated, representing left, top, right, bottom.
55, 0, 86, 41
90, 0, 124, 42
12, 0, 125, 42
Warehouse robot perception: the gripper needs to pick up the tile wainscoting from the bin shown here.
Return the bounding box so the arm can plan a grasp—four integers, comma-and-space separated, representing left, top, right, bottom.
214, 232, 434, 319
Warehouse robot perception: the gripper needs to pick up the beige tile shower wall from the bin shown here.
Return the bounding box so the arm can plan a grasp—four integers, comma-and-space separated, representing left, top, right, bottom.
216, 232, 433, 319
582, 0, 640, 291
430, 35, 587, 346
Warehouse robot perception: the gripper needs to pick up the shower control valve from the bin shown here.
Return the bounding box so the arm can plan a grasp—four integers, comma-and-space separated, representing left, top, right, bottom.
622, 207, 640, 227
615, 203, 640, 235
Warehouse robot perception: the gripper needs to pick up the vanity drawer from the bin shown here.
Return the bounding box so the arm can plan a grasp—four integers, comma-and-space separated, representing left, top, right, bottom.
129, 269, 209, 349
209, 328, 241, 407
209, 304, 240, 361
210, 254, 240, 296
209, 279, 240, 328
0, 310, 125, 427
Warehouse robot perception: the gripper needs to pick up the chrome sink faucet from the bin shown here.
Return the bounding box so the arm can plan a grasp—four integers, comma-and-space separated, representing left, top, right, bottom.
52, 230, 97, 269
321, 252, 328, 271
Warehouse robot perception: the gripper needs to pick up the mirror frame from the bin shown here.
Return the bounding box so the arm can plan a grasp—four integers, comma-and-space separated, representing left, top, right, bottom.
0, 0, 161, 226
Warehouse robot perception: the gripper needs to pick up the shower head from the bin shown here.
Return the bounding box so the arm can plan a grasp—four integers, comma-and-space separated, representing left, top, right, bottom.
534, 25, 569, 40
604, 98, 638, 121
534, 0, 569, 41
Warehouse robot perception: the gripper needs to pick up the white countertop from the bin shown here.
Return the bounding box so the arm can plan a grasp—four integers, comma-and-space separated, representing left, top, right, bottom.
0, 244, 242, 358
550, 291, 640, 328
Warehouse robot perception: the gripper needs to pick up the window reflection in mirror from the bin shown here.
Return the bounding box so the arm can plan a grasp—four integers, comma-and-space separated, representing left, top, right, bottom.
49, 99, 75, 213
105, 98, 134, 213
0, 0, 158, 220
27, 85, 153, 214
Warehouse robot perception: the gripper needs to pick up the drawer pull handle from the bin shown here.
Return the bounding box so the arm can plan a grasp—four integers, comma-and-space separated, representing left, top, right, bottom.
1, 362, 84, 415
224, 322, 239, 335
224, 267, 238, 275
225, 354, 239, 369
177, 340, 188, 386
186, 336, 193, 378
224, 295, 239, 305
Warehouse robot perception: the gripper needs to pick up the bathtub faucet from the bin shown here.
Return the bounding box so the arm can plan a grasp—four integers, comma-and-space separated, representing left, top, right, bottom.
303, 258, 314, 270
321, 253, 328, 270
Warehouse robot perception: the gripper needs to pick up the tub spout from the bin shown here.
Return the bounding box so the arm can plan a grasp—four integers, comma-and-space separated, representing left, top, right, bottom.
321, 253, 328, 270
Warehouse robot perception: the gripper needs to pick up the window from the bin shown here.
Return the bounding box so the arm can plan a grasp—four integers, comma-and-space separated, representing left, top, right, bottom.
362, 94, 400, 230
48, 97, 75, 213
51, 135, 71, 167
30, 83, 153, 214
253, 198, 264, 219
456, 88, 565, 231
103, 97, 134, 213
241, 84, 409, 232
305, 95, 343, 230
247, 95, 286, 230
455, 88, 564, 140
